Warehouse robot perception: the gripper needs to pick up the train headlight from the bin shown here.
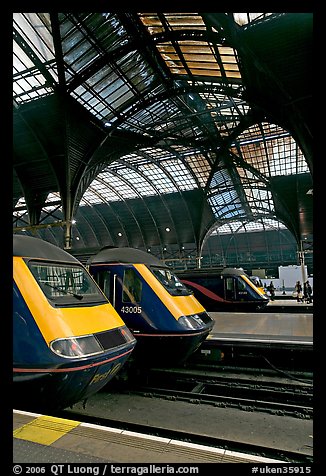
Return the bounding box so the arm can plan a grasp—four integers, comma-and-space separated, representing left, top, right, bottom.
178, 314, 204, 330
120, 326, 136, 344
50, 335, 104, 358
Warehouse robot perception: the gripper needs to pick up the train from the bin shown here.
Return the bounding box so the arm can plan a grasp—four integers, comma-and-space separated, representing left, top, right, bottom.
13, 235, 137, 411
87, 247, 214, 365
175, 267, 270, 311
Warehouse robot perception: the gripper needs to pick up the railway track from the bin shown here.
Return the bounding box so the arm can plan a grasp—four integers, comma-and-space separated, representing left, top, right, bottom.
122, 366, 313, 419
17, 361, 313, 463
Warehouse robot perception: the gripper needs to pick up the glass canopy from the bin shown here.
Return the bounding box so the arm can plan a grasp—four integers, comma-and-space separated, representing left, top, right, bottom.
13, 12, 311, 246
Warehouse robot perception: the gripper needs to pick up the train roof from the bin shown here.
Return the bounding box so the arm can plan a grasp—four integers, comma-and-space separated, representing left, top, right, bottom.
176, 267, 247, 277
88, 247, 167, 268
13, 234, 80, 263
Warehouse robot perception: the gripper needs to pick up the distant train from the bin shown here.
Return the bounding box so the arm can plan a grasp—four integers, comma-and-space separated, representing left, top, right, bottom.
87, 247, 214, 365
13, 235, 136, 411
176, 267, 269, 311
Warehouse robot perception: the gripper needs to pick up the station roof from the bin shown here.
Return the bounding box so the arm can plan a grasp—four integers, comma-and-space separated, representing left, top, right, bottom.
13, 12, 313, 254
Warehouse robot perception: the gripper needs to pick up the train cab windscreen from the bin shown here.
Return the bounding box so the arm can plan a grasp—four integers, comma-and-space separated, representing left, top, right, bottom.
28, 261, 106, 306
150, 267, 192, 296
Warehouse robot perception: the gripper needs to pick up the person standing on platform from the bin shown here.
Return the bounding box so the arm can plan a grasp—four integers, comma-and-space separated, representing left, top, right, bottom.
294, 280, 303, 302
268, 281, 275, 301
306, 281, 313, 303
303, 281, 308, 303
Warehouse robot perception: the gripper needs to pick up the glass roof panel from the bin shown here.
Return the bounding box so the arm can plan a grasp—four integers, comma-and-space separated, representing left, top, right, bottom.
160, 159, 198, 191
13, 13, 57, 103
14, 13, 55, 62
208, 191, 243, 220
231, 123, 308, 177
242, 186, 274, 214
13, 197, 27, 219
139, 13, 241, 81
138, 13, 205, 34
57, 13, 156, 127
139, 163, 178, 194
81, 187, 120, 204
208, 167, 244, 219
43, 192, 62, 212
183, 152, 211, 187
198, 89, 248, 137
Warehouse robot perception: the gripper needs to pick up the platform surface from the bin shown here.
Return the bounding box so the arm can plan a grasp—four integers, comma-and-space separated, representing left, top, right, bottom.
209, 307, 313, 343
13, 409, 289, 464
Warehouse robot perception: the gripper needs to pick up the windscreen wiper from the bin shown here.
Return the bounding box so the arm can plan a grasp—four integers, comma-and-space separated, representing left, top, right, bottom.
44, 282, 83, 300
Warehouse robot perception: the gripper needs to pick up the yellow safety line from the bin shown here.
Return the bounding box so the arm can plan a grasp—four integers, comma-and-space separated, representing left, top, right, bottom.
13, 415, 80, 446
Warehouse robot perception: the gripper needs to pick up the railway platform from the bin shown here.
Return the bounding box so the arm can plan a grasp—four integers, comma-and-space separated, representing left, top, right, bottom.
208, 305, 312, 344
13, 409, 286, 464
188, 305, 313, 371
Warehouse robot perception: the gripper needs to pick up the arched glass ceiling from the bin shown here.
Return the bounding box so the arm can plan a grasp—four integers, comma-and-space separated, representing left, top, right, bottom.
33, 121, 307, 235
13, 12, 312, 250
206, 122, 308, 224
80, 147, 211, 205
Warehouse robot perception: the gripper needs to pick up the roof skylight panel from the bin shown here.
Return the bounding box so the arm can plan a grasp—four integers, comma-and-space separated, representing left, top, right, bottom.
117, 51, 156, 93
99, 173, 138, 200
13, 14, 57, 101
82, 13, 128, 49
139, 163, 178, 194
208, 194, 244, 220
13, 72, 49, 99
14, 13, 55, 63
210, 168, 233, 189
138, 13, 204, 33
13, 42, 35, 72
114, 167, 157, 196
44, 192, 61, 202
161, 160, 198, 191
232, 142, 269, 176
218, 222, 237, 234
243, 187, 274, 213
142, 147, 174, 160
184, 154, 211, 187
234, 124, 308, 178
80, 188, 115, 204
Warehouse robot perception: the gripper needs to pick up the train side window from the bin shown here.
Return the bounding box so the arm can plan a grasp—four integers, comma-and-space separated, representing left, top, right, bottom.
225, 276, 235, 300
123, 268, 142, 303
94, 270, 111, 299
225, 277, 234, 291
237, 278, 247, 291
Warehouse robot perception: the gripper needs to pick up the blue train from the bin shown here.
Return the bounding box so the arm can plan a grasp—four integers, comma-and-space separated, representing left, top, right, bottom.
13, 235, 136, 411
88, 247, 214, 365
176, 267, 269, 311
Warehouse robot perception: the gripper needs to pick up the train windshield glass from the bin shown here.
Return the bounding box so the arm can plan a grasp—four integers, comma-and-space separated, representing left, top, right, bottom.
249, 276, 263, 288
150, 267, 192, 296
28, 261, 107, 306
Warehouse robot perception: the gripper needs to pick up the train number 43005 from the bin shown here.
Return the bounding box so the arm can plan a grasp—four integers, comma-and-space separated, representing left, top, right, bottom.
121, 306, 142, 313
